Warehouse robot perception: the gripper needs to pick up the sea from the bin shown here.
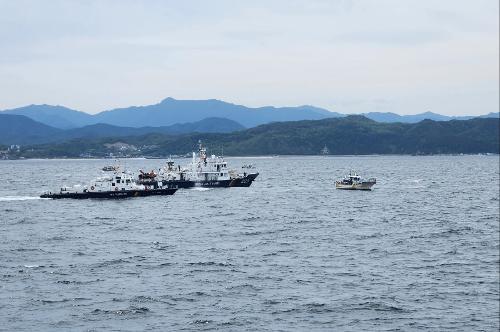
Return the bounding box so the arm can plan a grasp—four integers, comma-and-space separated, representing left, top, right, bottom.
0, 155, 498, 331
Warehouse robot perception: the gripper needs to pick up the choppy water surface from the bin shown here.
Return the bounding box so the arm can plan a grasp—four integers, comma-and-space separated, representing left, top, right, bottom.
0, 156, 498, 331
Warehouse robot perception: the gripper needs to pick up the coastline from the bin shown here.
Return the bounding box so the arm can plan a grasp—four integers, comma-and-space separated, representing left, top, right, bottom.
1, 153, 498, 161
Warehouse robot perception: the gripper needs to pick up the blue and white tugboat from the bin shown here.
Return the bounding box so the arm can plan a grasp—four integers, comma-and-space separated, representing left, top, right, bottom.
335, 171, 376, 190
138, 141, 259, 188
41, 168, 177, 199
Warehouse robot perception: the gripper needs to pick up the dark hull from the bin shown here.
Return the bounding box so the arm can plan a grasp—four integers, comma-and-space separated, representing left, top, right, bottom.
229, 172, 259, 187
40, 188, 177, 199
336, 187, 373, 191
161, 173, 259, 189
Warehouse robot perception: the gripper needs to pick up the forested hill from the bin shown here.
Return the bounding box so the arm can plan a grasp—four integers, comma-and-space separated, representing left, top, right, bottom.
12, 116, 500, 158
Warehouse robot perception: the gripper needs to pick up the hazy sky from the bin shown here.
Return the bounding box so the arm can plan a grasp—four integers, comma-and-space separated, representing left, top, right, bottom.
0, 0, 498, 115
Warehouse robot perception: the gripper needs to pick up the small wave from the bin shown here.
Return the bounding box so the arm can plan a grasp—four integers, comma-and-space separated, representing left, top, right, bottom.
188, 261, 233, 267
407, 185, 426, 189
40, 299, 71, 304
56, 278, 103, 285
92, 258, 130, 268
131, 295, 171, 303
40, 297, 90, 304
242, 231, 263, 236
164, 295, 196, 303
271, 307, 301, 315
357, 232, 384, 240
189, 187, 212, 191
242, 216, 261, 221
227, 283, 262, 292
152, 243, 174, 251
218, 317, 254, 327
191, 319, 213, 325
353, 301, 407, 312
304, 302, 335, 313
12, 248, 43, 252
157, 262, 173, 267
91, 306, 150, 316
429, 226, 473, 238
0, 196, 45, 202
56, 280, 72, 284
48, 236, 66, 241
187, 291, 209, 297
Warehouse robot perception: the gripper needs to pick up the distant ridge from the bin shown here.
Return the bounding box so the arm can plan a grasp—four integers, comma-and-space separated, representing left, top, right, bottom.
360, 111, 498, 123
92, 97, 338, 128
1, 97, 497, 129
63, 117, 245, 140
2, 104, 94, 129
478, 112, 500, 119
0, 114, 62, 144
0, 116, 245, 145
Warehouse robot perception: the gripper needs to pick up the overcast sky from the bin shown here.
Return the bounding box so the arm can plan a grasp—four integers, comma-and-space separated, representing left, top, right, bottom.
0, 0, 498, 115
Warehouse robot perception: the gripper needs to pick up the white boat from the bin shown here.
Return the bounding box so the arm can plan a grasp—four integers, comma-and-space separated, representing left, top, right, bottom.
335, 171, 376, 190
138, 141, 259, 188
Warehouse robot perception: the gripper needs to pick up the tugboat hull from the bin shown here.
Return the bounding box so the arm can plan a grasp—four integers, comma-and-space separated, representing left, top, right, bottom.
40, 188, 177, 199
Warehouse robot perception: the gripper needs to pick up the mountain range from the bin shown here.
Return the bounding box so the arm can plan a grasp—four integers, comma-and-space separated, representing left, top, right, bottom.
1, 98, 337, 129
2, 97, 497, 130
358, 111, 497, 123
0, 114, 244, 145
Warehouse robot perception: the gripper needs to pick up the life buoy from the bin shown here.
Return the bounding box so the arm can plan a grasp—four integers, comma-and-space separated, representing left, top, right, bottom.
90, 186, 95, 190
115, 187, 118, 191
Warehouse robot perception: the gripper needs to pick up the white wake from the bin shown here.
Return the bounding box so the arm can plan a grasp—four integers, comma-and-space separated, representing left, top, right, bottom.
0, 196, 45, 202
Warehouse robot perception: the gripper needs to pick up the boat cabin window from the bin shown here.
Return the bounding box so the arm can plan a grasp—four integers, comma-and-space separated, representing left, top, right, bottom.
112, 183, 115, 186
117, 179, 121, 183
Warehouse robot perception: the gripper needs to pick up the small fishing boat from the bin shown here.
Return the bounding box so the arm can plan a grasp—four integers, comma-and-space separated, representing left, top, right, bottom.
102, 165, 119, 172
335, 171, 376, 190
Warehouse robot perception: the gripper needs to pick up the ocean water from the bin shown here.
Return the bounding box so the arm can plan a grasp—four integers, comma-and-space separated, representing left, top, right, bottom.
0, 155, 498, 331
